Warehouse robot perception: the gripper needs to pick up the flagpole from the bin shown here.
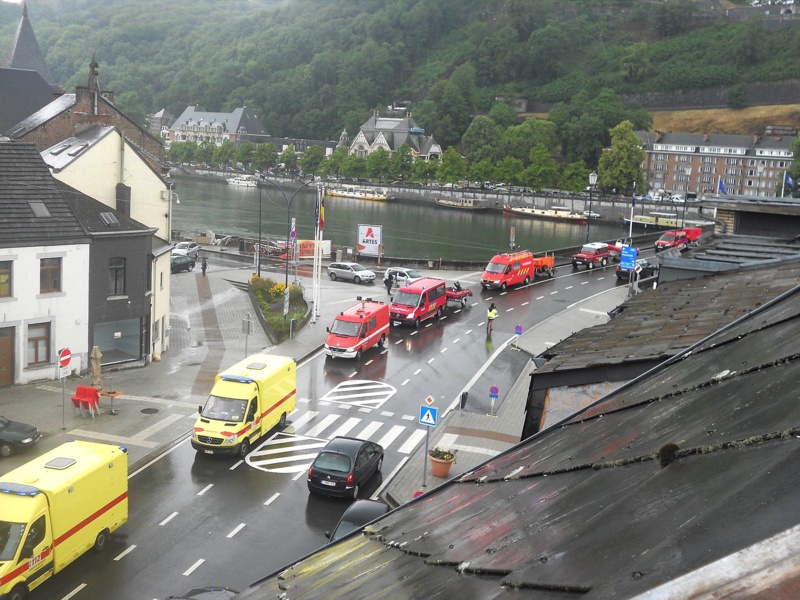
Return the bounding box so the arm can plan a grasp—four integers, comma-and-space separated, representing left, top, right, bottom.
629, 181, 635, 239
782, 172, 786, 198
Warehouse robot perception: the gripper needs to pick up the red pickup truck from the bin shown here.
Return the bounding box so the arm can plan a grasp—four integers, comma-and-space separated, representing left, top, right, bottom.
654, 227, 703, 252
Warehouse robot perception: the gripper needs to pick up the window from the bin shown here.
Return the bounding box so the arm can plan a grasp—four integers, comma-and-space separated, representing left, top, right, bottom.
109, 257, 126, 295
40, 258, 61, 293
27, 322, 50, 365
0, 261, 11, 297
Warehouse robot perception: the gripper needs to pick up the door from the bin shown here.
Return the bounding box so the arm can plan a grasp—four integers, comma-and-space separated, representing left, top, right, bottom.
0, 328, 14, 387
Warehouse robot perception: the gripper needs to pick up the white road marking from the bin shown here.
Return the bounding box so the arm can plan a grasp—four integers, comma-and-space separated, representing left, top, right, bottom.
62, 584, 87, 599
356, 421, 384, 440
521, 302, 529, 306
536, 296, 544, 300
227, 523, 246, 538
440, 347, 448, 353
376, 425, 405, 449
364, 359, 374, 366
159, 512, 178, 526
264, 493, 280, 505
427, 357, 435, 364
401, 414, 415, 421
506, 307, 514, 312
398, 429, 426, 454
413, 369, 421, 375
566, 286, 573, 289
183, 559, 205, 576
114, 545, 136, 561
394, 339, 403, 345
197, 484, 213, 496
401, 378, 410, 386
329, 417, 362, 438
453, 338, 460, 343
304, 414, 340, 437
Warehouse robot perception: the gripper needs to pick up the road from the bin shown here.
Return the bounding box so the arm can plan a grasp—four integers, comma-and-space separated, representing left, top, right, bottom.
35, 260, 633, 599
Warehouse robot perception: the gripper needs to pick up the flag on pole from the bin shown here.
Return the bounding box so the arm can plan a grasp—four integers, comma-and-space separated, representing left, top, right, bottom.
631, 182, 636, 207
718, 177, 728, 196
785, 172, 795, 188
316, 195, 325, 231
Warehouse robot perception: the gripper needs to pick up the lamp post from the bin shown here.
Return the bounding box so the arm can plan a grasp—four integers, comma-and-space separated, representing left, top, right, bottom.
585, 171, 598, 243
256, 181, 264, 278
682, 167, 692, 228
757, 164, 764, 198
258, 177, 318, 321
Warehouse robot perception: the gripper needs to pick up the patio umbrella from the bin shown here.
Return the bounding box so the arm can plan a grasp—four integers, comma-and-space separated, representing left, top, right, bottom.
90, 346, 103, 389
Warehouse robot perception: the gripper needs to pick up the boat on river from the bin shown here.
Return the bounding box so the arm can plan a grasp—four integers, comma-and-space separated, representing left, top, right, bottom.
623, 212, 714, 230
503, 205, 586, 224
434, 195, 487, 211
326, 185, 392, 201
227, 174, 258, 187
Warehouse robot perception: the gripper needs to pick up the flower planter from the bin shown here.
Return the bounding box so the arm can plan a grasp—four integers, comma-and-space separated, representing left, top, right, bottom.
429, 455, 455, 478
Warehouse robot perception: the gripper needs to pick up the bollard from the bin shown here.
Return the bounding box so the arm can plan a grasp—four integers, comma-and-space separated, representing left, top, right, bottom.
290, 318, 298, 338
460, 391, 468, 409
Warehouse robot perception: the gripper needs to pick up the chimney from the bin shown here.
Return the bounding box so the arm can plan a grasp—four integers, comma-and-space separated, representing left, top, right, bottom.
753, 134, 759, 144
703, 134, 708, 142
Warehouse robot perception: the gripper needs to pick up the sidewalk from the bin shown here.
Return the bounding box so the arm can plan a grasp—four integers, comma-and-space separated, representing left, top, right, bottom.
0, 252, 629, 509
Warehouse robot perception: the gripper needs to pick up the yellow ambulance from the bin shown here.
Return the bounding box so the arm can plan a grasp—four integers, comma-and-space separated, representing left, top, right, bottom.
0, 441, 128, 600
191, 353, 296, 458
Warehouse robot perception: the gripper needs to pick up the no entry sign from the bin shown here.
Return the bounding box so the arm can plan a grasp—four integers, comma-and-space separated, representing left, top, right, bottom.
59, 348, 71, 367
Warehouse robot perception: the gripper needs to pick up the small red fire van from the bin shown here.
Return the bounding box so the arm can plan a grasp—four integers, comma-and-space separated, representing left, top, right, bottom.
324, 298, 389, 359
481, 250, 535, 290
389, 277, 447, 328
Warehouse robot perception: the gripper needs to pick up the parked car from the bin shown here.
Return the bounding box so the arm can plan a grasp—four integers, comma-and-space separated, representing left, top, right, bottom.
670, 194, 686, 204
0, 415, 42, 457
172, 241, 199, 258
325, 499, 391, 543
383, 267, 422, 288
583, 210, 601, 218
328, 262, 376, 284
307, 437, 384, 498
171, 255, 196, 273
616, 258, 659, 282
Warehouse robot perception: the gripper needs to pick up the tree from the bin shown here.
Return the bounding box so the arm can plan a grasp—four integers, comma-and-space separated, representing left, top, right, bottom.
437, 147, 466, 183
461, 116, 504, 166
502, 118, 558, 164
468, 159, 495, 187
235, 142, 256, 170
278, 145, 298, 174
341, 153, 367, 179
487, 102, 517, 129
253, 142, 279, 172
413, 157, 439, 183
621, 42, 650, 82
559, 161, 592, 193
212, 140, 237, 168
597, 121, 645, 195
320, 146, 349, 178
366, 148, 393, 181
520, 146, 559, 190
562, 114, 606, 166
300, 145, 326, 177
167, 141, 196, 165
391, 144, 414, 181
114, 91, 148, 129
494, 157, 524, 186
196, 140, 216, 166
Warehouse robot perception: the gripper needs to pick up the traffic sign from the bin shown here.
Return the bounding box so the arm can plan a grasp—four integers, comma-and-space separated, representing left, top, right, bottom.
620, 246, 638, 270
489, 385, 499, 398
419, 405, 438, 427
59, 348, 71, 367
515, 325, 522, 336
425, 395, 434, 406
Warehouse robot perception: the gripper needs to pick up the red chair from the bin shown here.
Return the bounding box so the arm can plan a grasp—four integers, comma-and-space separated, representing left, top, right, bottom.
80, 387, 100, 419
71, 385, 87, 416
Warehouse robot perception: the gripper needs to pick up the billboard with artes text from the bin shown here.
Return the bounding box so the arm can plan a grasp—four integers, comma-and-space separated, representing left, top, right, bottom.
357, 224, 382, 257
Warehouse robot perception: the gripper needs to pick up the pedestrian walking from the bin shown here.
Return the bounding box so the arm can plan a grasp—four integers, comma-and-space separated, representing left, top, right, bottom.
201, 257, 208, 277
487, 303, 498, 333
385, 272, 394, 294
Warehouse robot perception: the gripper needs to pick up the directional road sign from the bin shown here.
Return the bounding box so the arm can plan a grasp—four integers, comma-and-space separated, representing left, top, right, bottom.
419, 405, 439, 427
621, 246, 639, 271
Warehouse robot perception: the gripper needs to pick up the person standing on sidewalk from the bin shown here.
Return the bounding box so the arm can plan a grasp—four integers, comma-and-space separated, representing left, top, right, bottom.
487, 303, 498, 333
385, 272, 394, 294
201, 257, 208, 277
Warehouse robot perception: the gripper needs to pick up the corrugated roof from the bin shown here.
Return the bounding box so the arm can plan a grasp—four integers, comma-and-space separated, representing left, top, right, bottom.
242, 284, 800, 599
0, 142, 87, 246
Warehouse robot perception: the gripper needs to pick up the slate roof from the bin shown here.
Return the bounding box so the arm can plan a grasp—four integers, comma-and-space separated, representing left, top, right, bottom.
0, 142, 86, 246
168, 105, 267, 136
57, 180, 153, 237
636, 130, 795, 154
2, 2, 57, 88
5, 93, 76, 138
243, 279, 800, 599
355, 114, 439, 155
40, 124, 116, 171
0, 68, 57, 134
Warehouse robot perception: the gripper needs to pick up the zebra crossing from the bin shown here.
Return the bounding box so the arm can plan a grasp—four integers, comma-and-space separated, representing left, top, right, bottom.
245, 401, 428, 474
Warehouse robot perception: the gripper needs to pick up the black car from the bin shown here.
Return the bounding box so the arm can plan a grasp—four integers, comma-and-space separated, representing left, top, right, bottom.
616, 258, 658, 282
307, 437, 384, 498
171, 255, 196, 273
0, 415, 42, 458
325, 499, 391, 543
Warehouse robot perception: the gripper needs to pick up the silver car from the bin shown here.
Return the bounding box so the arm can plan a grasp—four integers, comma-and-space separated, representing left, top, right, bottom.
328, 262, 376, 284
383, 267, 422, 288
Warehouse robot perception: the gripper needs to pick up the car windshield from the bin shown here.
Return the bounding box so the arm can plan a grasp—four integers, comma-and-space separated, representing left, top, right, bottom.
314, 451, 351, 473
658, 233, 677, 241
484, 262, 506, 275
403, 269, 422, 279
0, 521, 26, 561
392, 291, 421, 307
330, 320, 361, 337
350, 264, 367, 272
176, 242, 190, 249
201, 396, 248, 422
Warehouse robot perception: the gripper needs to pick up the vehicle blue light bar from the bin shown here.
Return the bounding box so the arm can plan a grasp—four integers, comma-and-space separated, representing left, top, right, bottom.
220, 375, 255, 384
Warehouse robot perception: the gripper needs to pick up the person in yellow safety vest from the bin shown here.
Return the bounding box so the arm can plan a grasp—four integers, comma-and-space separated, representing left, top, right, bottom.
487, 303, 498, 333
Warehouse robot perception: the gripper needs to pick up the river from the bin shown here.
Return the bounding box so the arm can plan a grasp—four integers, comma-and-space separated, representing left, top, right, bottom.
170, 176, 627, 262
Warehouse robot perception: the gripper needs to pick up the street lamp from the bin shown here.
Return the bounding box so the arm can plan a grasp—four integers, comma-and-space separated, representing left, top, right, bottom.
258, 177, 318, 321
256, 181, 264, 277
682, 167, 692, 227
585, 171, 598, 243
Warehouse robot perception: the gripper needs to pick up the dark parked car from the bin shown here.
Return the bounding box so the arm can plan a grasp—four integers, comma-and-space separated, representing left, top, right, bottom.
171, 255, 196, 273
0, 415, 42, 458
616, 258, 658, 282
325, 499, 391, 543
307, 437, 384, 498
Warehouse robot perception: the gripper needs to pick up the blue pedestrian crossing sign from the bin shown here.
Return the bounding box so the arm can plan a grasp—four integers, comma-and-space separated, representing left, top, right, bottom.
419, 405, 439, 427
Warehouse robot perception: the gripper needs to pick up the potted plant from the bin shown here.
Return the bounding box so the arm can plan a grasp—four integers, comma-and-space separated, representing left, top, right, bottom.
428, 447, 457, 478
